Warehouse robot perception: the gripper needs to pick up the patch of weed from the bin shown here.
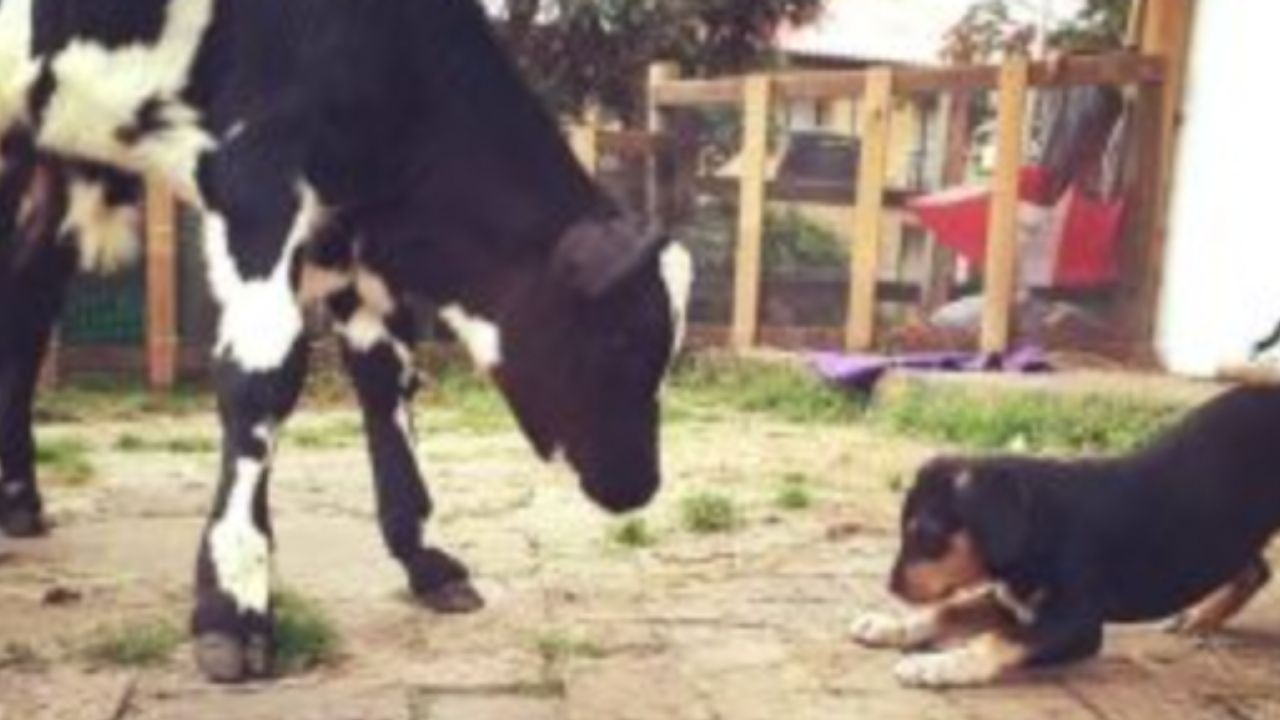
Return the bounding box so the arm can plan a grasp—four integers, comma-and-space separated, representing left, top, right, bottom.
113, 432, 216, 454
608, 517, 656, 548
81, 617, 181, 668
680, 491, 741, 534
289, 419, 363, 450
273, 588, 342, 675
774, 473, 814, 511
36, 437, 95, 486
533, 629, 605, 664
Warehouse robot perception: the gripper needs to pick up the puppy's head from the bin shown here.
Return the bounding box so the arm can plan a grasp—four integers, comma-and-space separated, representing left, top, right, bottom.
889, 457, 1034, 605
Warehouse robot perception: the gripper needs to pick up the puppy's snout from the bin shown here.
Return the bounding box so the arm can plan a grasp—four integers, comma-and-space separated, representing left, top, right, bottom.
888, 560, 907, 599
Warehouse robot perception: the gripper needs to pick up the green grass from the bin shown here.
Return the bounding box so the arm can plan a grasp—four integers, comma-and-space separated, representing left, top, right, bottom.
420, 366, 511, 434
532, 629, 605, 664
607, 517, 657, 549
667, 356, 863, 425
288, 419, 364, 449
774, 473, 814, 511
36, 437, 95, 486
680, 491, 741, 534
81, 616, 182, 668
873, 384, 1183, 454
37, 377, 210, 423
273, 588, 342, 675
113, 432, 216, 454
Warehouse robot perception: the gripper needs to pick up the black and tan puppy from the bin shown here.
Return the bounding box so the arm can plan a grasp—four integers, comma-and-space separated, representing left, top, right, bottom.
852, 384, 1280, 687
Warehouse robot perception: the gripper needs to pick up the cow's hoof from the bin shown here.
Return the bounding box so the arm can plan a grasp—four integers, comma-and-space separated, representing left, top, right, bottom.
0, 507, 47, 538
418, 579, 485, 614
194, 632, 272, 683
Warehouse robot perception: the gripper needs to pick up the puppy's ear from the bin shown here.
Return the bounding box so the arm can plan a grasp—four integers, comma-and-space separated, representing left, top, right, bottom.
954, 466, 1034, 570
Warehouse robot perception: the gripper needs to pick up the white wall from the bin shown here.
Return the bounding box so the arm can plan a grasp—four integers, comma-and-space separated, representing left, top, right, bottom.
1157, 1, 1280, 375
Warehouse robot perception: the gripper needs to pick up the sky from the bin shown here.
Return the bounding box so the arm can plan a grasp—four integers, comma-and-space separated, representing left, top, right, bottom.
779, 0, 1090, 64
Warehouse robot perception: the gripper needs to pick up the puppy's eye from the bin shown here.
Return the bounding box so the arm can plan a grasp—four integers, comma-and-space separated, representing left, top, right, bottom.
906, 517, 952, 557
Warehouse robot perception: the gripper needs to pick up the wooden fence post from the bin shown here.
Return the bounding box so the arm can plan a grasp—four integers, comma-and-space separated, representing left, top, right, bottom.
846, 68, 893, 350
145, 179, 178, 391
646, 62, 680, 222
980, 56, 1030, 355
731, 74, 771, 350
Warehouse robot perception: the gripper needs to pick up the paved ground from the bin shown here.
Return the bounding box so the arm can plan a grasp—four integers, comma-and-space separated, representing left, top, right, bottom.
3, 375, 1280, 719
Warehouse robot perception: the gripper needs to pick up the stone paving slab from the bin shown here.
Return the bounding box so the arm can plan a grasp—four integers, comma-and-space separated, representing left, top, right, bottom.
3, 407, 1280, 719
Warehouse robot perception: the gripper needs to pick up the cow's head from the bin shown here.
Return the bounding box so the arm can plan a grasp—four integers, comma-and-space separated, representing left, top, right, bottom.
409, 214, 691, 514
357, 0, 693, 513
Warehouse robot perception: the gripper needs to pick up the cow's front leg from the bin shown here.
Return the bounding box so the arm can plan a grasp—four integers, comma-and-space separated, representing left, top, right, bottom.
191, 174, 317, 683
330, 282, 483, 613
0, 161, 78, 537
0, 246, 77, 537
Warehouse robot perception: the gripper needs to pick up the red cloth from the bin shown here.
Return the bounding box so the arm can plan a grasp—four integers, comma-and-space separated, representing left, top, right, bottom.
908, 166, 1124, 288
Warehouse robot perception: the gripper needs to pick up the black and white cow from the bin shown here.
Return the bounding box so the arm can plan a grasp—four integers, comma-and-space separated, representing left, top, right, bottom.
0, 0, 692, 682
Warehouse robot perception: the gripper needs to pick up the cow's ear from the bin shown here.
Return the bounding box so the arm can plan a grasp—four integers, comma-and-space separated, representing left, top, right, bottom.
552, 216, 666, 298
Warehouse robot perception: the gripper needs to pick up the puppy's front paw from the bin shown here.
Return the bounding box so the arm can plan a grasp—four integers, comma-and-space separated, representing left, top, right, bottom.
893, 648, 1002, 688
850, 611, 914, 648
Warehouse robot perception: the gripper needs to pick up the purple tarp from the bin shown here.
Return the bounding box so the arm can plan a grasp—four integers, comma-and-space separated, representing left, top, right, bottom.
808, 347, 1053, 394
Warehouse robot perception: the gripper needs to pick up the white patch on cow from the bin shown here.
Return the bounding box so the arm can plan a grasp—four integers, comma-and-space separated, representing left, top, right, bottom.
660, 243, 694, 361
339, 309, 389, 353
205, 185, 322, 372
252, 422, 279, 455
35, 0, 217, 199
0, 0, 35, 130
208, 458, 271, 615
440, 304, 502, 370
61, 178, 142, 274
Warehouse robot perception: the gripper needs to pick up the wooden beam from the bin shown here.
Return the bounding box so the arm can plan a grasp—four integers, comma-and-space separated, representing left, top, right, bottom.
597, 129, 665, 157
654, 54, 1164, 110
144, 179, 179, 391
980, 57, 1030, 355
846, 68, 894, 350
650, 77, 742, 107
1130, 0, 1195, 348
731, 74, 771, 350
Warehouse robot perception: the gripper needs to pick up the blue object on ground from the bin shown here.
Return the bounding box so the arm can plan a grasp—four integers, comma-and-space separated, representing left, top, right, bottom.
808, 347, 1052, 394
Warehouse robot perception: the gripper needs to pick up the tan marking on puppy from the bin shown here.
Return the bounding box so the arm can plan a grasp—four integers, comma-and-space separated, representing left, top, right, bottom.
1172, 561, 1271, 635
899, 530, 990, 604
894, 631, 1029, 688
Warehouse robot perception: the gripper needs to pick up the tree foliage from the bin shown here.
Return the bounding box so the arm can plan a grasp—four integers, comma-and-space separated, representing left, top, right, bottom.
943, 0, 1132, 64
494, 0, 824, 120
1049, 0, 1132, 53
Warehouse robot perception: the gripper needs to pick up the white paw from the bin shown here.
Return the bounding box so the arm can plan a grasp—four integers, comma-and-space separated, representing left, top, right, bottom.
850, 611, 912, 648
894, 649, 1001, 688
